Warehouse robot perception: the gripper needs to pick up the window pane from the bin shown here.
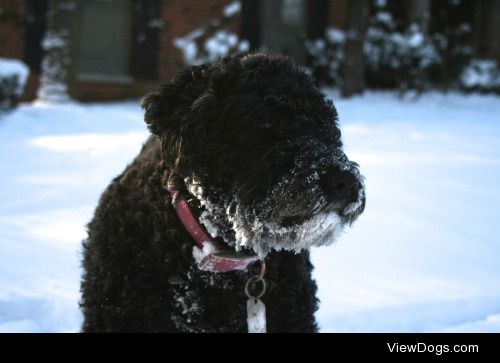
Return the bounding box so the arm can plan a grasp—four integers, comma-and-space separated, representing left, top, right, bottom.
78, 0, 131, 78
281, 0, 305, 26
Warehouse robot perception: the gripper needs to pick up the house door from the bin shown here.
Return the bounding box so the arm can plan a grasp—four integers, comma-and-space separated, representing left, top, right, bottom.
77, 0, 131, 81
260, 0, 307, 63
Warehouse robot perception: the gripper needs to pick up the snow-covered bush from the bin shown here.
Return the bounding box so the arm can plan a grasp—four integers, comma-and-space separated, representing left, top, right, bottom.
37, 0, 76, 103
364, 0, 476, 92
364, 11, 442, 92
0, 58, 29, 112
175, 28, 249, 66
37, 29, 71, 103
428, 24, 474, 90
174, 1, 249, 66
460, 59, 500, 94
305, 28, 345, 87
306, 11, 443, 91
306, 2, 477, 93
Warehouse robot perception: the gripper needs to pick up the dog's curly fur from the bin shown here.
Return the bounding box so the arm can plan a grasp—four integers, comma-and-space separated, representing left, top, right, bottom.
81, 53, 365, 332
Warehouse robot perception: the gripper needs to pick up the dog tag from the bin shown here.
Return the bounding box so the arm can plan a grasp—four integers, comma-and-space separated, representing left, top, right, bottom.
247, 298, 266, 333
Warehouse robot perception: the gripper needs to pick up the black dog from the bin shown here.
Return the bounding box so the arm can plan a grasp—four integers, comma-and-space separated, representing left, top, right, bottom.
80, 53, 365, 332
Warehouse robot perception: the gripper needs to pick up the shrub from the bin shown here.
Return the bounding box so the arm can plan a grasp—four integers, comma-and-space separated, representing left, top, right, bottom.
0, 58, 29, 112
460, 59, 500, 94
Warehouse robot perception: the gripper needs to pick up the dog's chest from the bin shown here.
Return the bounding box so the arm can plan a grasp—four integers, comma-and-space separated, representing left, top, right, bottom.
167, 267, 250, 332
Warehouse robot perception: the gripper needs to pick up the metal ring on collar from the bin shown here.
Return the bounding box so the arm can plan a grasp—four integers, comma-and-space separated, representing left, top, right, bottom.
245, 275, 267, 299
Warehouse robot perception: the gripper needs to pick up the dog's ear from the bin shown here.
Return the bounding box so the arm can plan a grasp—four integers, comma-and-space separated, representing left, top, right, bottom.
141, 64, 211, 136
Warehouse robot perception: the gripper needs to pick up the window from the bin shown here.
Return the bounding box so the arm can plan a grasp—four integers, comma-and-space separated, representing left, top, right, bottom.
260, 0, 306, 63
77, 0, 131, 82
281, 0, 305, 26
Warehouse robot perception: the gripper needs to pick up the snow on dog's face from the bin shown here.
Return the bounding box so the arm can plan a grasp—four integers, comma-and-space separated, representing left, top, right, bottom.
142, 54, 365, 257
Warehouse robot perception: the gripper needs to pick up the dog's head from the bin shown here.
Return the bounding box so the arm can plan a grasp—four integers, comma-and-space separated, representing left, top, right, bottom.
142, 53, 365, 257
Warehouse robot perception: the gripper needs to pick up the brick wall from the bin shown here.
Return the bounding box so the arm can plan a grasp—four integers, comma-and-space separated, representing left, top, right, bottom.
0, 0, 44, 101
0, 0, 25, 59
73, 80, 157, 102
2, 0, 244, 102
328, 0, 348, 30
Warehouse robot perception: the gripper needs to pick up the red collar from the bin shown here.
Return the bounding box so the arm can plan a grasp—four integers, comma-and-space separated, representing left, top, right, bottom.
167, 182, 259, 273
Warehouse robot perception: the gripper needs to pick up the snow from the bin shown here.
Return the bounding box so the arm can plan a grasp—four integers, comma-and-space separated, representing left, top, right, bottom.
174, 28, 205, 65
174, 27, 244, 66
326, 28, 346, 44
408, 31, 424, 48
442, 313, 500, 333
0, 101, 148, 332
238, 40, 250, 53
0, 58, 29, 95
148, 19, 164, 29
41, 32, 67, 49
376, 11, 393, 24
38, 30, 71, 103
1, 92, 500, 332
173, 3, 246, 66
204, 30, 239, 59
192, 242, 220, 266
461, 59, 500, 88
313, 91, 500, 332
223, 1, 241, 18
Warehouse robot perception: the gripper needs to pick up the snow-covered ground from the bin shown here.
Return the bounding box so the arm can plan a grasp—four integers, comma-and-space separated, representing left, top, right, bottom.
0, 102, 148, 332
315, 91, 500, 332
0, 92, 499, 332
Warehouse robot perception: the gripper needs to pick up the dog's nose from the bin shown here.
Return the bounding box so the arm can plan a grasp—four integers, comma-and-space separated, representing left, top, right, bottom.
319, 168, 359, 209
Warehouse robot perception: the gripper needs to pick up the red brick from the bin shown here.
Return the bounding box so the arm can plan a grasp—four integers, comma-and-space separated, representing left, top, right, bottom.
0, 0, 25, 59
329, 0, 348, 30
